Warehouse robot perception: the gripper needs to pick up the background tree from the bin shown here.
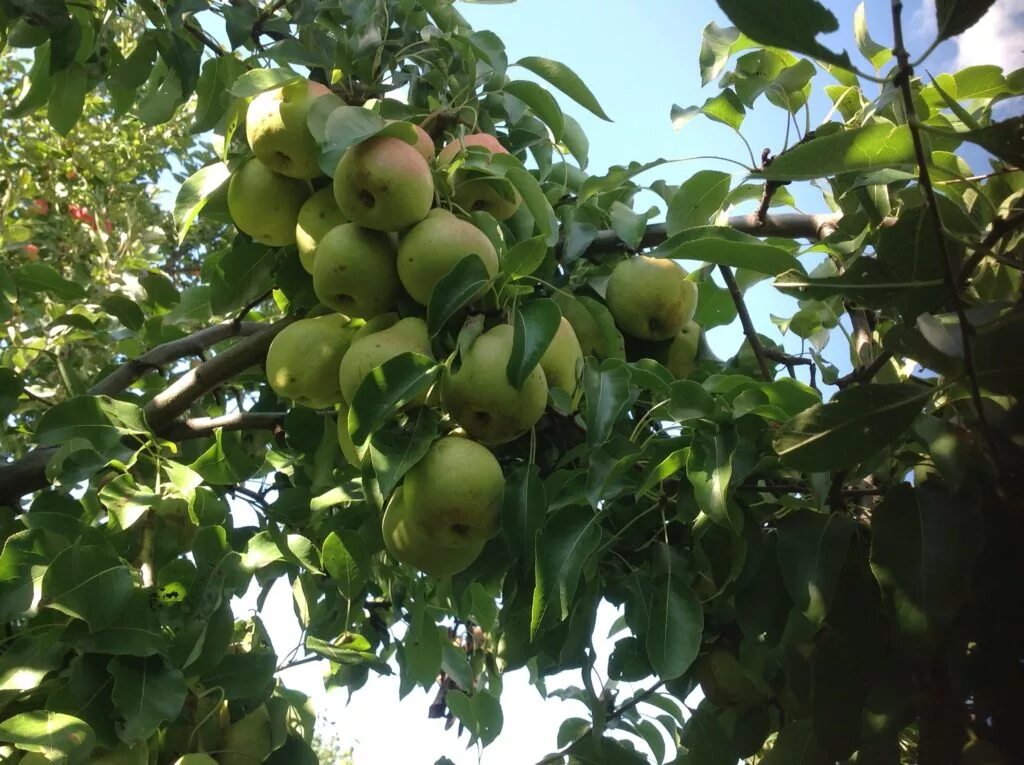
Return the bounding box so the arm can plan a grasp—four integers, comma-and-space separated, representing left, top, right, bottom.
0, 1, 1021, 764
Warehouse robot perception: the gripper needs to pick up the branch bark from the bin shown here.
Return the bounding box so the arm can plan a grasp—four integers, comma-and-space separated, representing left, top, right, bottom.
159, 411, 286, 441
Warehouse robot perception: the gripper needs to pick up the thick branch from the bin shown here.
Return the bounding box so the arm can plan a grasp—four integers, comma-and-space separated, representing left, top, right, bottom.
159, 411, 286, 441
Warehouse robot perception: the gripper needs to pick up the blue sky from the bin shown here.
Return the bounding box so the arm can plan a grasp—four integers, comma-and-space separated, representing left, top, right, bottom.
224, 1, 1024, 762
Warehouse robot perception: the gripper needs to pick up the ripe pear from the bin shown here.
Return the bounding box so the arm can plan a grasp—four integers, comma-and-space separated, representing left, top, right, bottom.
245, 80, 331, 179
218, 704, 273, 765
266, 313, 360, 408
338, 317, 433, 404
410, 123, 436, 160
441, 324, 548, 445
313, 223, 400, 318
666, 320, 701, 379
540, 317, 583, 394
397, 209, 498, 305
333, 135, 433, 231
402, 436, 504, 546
227, 159, 309, 246
382, 487, 484, 577
295, 187, 348, 273
605, 255, 698, 341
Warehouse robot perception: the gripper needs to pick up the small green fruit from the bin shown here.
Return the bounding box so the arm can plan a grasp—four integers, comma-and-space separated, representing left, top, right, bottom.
333, 135, 434, 231
266, 314, 360, 408
666, 320, 701, 379
540, 317, 583, 394
227, 159, 309, 246
382, 487, 484, 577
606, 255, 698, 341
296, 187, 348, 273
338, 317, 433, 404
245, 80, 332, 179
441, 324, 548, 445
403, 436, 504, 546
313, 223, 401, 318
218, 704, 272, 765
397, 209, 498, 305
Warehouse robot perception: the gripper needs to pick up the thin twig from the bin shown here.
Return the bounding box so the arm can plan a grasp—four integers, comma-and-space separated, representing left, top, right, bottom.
956, 209, 1024, 288
719, 265, 772, 380
835, 350, 894, 389
185, 21, 229, 57
233, 289, 273, 328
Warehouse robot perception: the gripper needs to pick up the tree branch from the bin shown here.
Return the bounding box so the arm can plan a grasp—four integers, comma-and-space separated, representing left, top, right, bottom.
159, 411, 286, 441
956, 209, 1024, 288
719, 265, 772, 380
835, 350, 895, 389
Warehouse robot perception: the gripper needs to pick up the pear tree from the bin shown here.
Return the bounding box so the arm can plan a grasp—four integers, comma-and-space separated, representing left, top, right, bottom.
0, 1, 1022, 764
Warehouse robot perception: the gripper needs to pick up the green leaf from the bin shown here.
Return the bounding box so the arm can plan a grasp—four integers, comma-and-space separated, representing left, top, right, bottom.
228, 67, 302, 97
400, 616, 443, 690
504, 79, 564, 140
646, 575, 703, 680
174, 162, 231, 244
100, 295, 145, 331
666, 170, 733, 234
673, 90, 747, 133
502, 235, 548, 279
14, 263, 88, 301
531, 506, 602, 637
762, 124, 915, 181
774, 383, 930, 471
870, 482, 984, 647
935, 0, 998, 40
8, 42, 53, 119
108, 656, 187, 742
209, 237, 279, 315
760, 720, 830, 764
507, 298, 561, 388
514, 56, 611, 120
71, 590, 167, 657
506, 167, 559, 246
369, 407, 439, 496
444, 689, 504, 747
582, 358, 632, 446
0, 711, 95, 763
699, 22, 742, 86
48, 62, 87, 135
654, 227, 802, 276
502, 464, 546, 564
610, 201, 652, 250
717, 0, 853, 69
322, 532, 365, 601
305, 633, 377, 665
854, 2, 891, 70
931, 116, 1024, 167
777, 510, 856, 624
318, 106, 386, 174
348, 353, 438, 445
427, 253, 491, 337
687, 426, 741, 531
41, 544, 133, 631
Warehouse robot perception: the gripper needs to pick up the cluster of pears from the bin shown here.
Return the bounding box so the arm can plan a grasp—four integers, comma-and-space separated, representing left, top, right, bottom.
244, 80, 585, 576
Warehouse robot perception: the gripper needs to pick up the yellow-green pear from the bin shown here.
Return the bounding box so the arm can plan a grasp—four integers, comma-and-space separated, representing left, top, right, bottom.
666, 320, 700, 379
173, 756, 218, 765
382, 487, 484, 576
245, 80, 332, 179
397, 209, 498, 305
296, 187, 348, 273
605, 255, 698, 341
85, 741, 148, 764
313, 223, 400, 318
227, 159, 309, 246
540, 317, 583, 394
218, 704, 272, 765
441, 324, 547, 445
336, 403, 361, 467
333, 135, 434, 231
266, 313, 359, 408
338, 317, 433, 404
403, 436, 504, 546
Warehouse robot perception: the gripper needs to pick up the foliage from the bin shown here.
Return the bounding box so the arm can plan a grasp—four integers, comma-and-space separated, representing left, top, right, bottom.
0, 1, 1022, 764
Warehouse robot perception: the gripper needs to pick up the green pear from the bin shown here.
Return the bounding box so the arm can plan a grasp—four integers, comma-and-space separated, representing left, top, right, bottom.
245, 80, 332, 179
666, 320, 701, 379
333, 135, 434, 231
218, 704, 272, 765
338, 317, 433, 404
266, 313, 360, 408
382, 487, 484, 576
227, 159, 309, 246
336, 403, 361, 467
402, 436, 504, 546
441, 324, 548, 445
173, 756, 219, 765
694, 649, 765, 708
85, 741, 148, 764
540, 317, 583, 394
605, 255, 698, 341
295, 187, 348, 273
397, 209, 498, 305
312, 223, 400, 318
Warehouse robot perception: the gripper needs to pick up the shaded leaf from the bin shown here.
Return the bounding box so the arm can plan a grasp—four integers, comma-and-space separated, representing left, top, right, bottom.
427, 254, 491, 337
777, 510, 856, 624
348, 353, 438, 445
507, 298, 561, 388
531, 506, 601, 637
646, 575, 703, 680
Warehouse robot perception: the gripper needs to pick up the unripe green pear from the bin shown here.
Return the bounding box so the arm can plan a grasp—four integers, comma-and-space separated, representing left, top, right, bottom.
85, 741, 148, 764
338, 317, 433, 404
266, 313, 360, 408
218, 704, 272, 765
397, 209, 498, 305
333, 135, 433, 231
403, 436, 504, 546
313, 223, 400, 318
438, 134, 522, 220
227, 159, 309, 246
441, 324, 548, 445
382, 487, 484, 576
295, 187, 348, 273
606, 255, 698, 341
666, 320, 701, 379
245, 80, 331, 179
540, 317, 583, 394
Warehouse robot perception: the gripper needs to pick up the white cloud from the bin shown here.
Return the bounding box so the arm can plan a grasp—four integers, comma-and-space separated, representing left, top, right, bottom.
953, 0, 1024, 72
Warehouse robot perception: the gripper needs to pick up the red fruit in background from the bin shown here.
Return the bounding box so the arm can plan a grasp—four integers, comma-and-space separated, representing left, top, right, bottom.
23, 244, 39, 260
66, 169, 78, 181
103, 219, 113, 234
28, 199, 49, 216
67, 203, 82, 217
